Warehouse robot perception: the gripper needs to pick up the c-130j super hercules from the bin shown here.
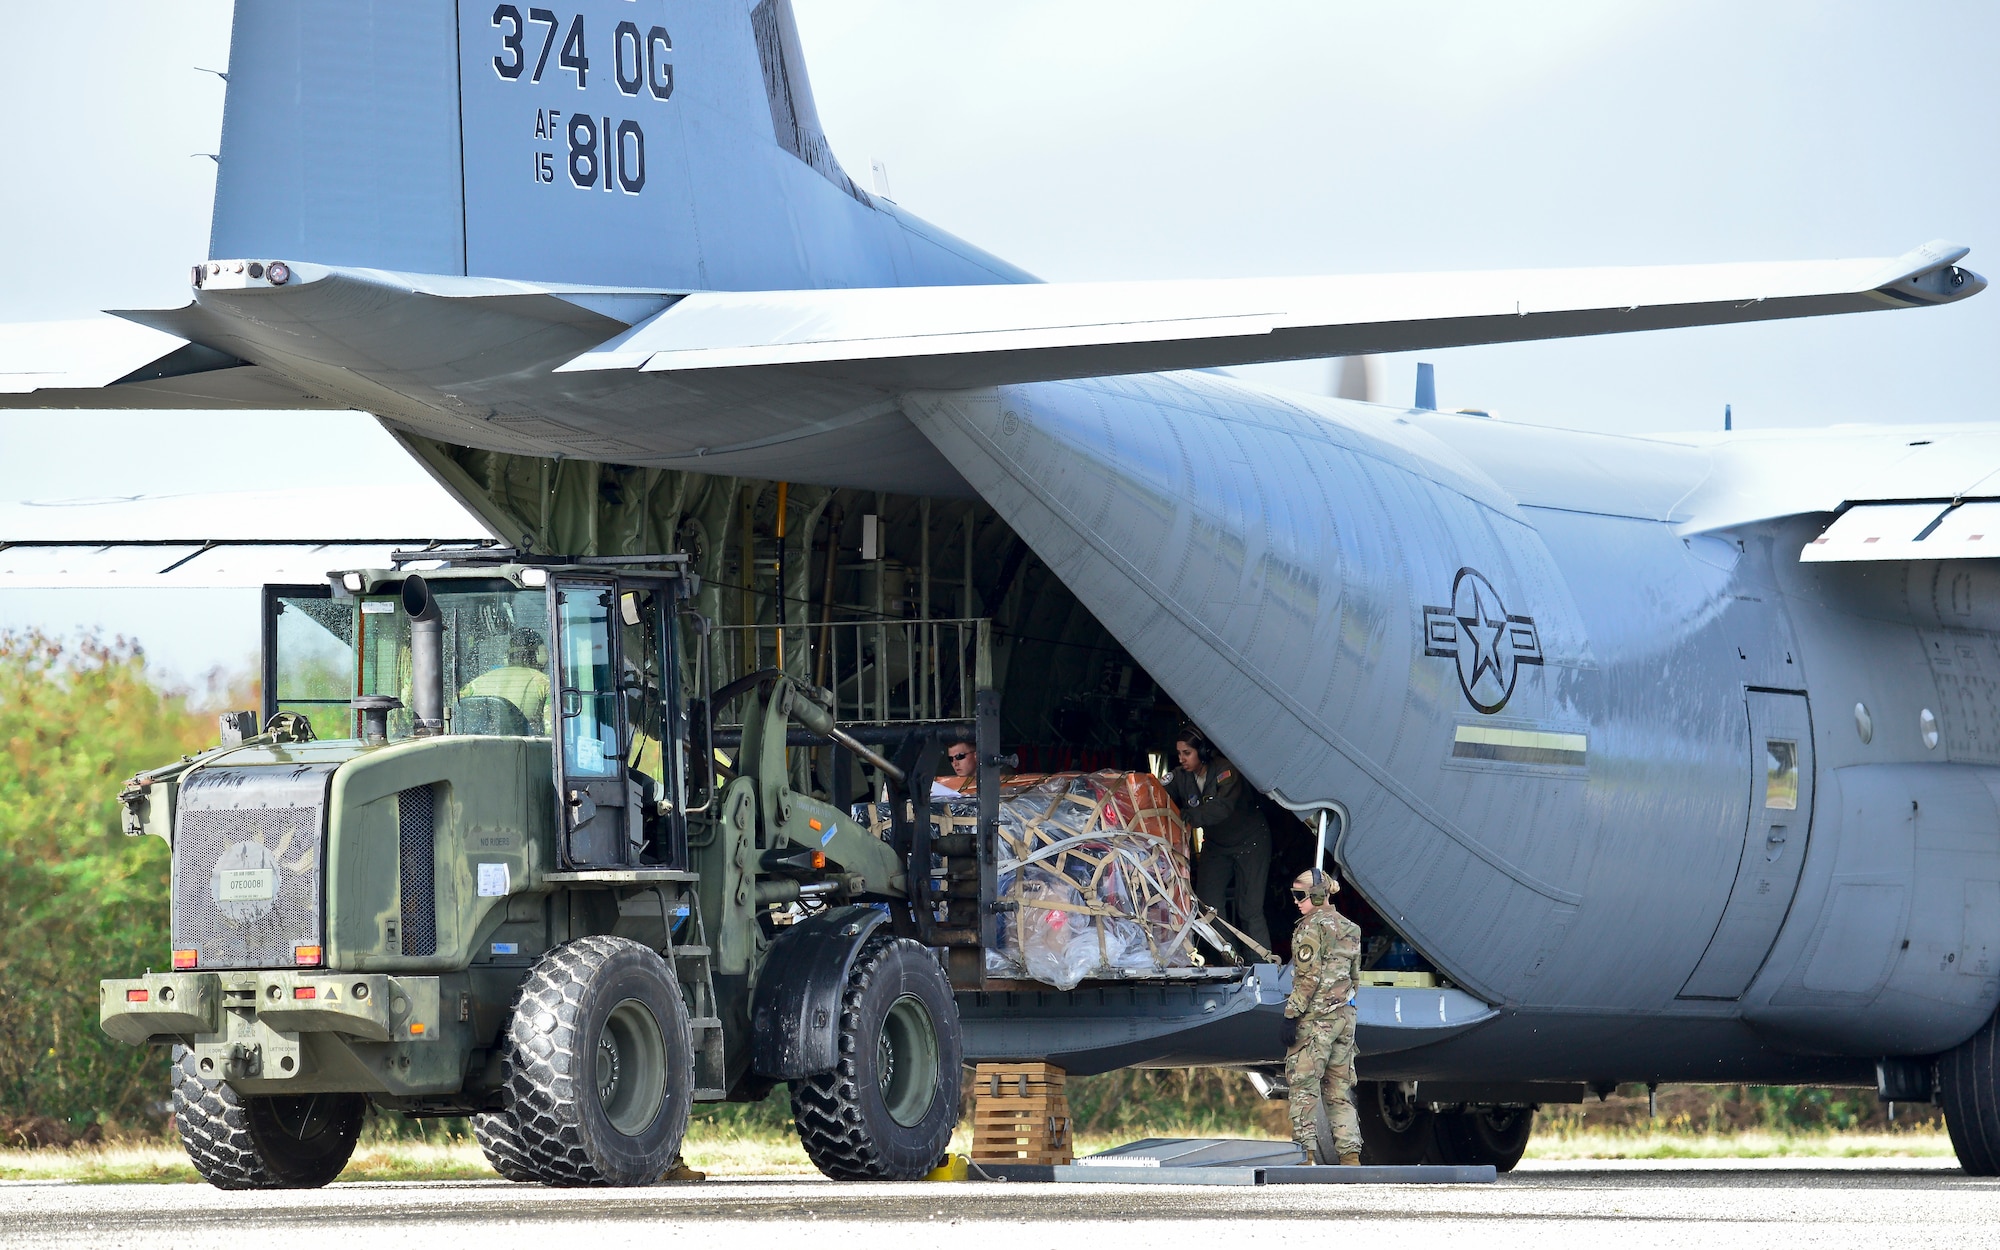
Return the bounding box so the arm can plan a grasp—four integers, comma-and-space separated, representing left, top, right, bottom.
3, 0, 1997, 1185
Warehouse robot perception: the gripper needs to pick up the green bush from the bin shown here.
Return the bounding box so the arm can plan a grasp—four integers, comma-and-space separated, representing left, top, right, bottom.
0, 632, 224, 1132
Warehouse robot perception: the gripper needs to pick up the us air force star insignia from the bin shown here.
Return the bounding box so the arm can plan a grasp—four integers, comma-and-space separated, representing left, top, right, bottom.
1423, 567, 1544, 714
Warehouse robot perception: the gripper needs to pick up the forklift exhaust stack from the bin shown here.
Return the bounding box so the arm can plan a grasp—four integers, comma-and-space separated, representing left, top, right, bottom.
402, 574, 444, 734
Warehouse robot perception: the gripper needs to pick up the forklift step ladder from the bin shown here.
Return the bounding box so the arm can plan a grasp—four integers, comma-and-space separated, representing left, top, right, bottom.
665, 877, 726, 1099
970, 1062, 1073, 1166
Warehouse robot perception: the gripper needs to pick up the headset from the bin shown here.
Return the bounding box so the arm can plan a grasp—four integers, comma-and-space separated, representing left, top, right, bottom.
1176, 727, 1216, 766
1303, 866, 1337, 904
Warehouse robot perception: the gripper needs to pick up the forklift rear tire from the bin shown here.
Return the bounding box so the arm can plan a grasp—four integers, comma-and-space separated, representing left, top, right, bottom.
470, 1107, 540, 1183
1434, 1105, 1534, 1172
494, 936, 695, 1186
1354, 1080, 1438, 1165
171, 1045, 365, 1189
790, 934, 963, 1180
1939, 1006, 2000, 1175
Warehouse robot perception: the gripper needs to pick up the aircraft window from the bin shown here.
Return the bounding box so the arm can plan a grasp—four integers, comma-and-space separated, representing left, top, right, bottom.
1764, 740, 1799, 810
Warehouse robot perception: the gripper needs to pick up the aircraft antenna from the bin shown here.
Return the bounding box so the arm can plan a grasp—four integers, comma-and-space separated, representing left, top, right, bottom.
1415, 362, 1437, 410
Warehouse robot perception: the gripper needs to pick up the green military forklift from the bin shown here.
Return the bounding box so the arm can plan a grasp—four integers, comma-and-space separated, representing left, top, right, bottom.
100, 549, 1005, 1188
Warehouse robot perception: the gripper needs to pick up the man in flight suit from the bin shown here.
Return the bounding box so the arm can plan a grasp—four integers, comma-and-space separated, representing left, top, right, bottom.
1166, 730, 1273, 951
1282, 867, 1364, 1165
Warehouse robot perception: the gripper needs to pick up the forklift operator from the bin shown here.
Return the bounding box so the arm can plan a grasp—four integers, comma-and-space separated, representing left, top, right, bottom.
457, 628, 551, 734
1166, 729, 1273, 951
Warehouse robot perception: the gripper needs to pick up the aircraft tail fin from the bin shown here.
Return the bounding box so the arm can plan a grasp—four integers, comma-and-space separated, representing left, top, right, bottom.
209, 1, 1026, 291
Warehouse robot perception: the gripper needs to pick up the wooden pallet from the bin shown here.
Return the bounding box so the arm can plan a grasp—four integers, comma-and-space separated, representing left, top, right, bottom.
975, 1061, 1067, 1098
970, 1062, 1074, 1164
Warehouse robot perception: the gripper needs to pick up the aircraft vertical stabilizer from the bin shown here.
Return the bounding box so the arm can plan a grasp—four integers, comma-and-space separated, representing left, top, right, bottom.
209, 1, 1028, 292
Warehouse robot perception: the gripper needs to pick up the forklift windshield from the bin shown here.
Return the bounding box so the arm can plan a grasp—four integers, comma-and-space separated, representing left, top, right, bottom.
264, 568, 687, 869
267, 581, 552, 742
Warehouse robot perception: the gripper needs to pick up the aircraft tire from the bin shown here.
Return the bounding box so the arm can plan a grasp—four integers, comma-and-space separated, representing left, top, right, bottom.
790, 934, 963, 1180
495, 935, 695, 1186
1434, 1105, 1534, 1172
171, 1045, 365, 1189
1354, 1080, 1439, 1165
1939, 1008, 2000, 1175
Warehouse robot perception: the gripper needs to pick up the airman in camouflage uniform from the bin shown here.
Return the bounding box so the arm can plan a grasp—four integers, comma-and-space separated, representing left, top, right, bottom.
1284, 868, 1363, 1164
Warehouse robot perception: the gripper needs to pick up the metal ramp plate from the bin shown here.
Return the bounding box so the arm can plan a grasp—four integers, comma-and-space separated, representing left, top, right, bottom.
1072, 1137, 1306, 1169
1035, 1138, 1496, 1185
1258, 1164, 1496, 1185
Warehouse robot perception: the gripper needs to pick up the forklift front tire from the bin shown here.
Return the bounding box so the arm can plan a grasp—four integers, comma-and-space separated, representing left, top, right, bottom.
171, 1045, 365, 1189
790, 934, 963, 1180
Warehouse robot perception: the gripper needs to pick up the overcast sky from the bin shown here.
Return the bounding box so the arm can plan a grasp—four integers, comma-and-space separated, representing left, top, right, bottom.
3, 0, 1996, 685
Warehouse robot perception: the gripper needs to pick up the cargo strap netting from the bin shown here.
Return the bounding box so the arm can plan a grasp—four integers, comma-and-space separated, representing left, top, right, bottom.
856, 770, 1224, 988
985, 771, 1202, 988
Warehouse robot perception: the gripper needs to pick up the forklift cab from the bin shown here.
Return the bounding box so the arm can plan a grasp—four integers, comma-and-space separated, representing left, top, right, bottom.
261, 559, 696, 872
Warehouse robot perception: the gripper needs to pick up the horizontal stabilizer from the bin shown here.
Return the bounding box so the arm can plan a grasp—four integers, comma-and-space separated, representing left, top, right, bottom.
0, 316, 341, 411
560, 241, 1984, 389
0, 318, 187, 393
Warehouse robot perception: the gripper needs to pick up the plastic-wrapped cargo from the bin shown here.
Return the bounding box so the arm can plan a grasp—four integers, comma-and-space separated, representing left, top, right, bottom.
986, 771, 1199, 989
852, 770, 1203, 988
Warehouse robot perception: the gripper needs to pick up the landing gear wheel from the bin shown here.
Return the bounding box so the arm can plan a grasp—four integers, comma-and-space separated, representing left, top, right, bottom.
171, 1045, 365, 1189
1940, 1007, 2000, 1174
791, 934, 963, 1180
1354, 1081, 1437, 1165
492, 935, 694, 1186
1435, 1105, 1534, 1171
1313, 1094, 1338, 1165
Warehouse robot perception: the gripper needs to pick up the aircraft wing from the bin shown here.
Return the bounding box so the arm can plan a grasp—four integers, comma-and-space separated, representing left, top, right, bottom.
0, 486, 493, 588
1646, 424, 2000, 556
560, 240, 1984, 388
1802, 497, 2000, 563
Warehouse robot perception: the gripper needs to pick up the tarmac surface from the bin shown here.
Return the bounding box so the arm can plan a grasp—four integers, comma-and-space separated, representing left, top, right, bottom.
2, 1159, 1995, 1248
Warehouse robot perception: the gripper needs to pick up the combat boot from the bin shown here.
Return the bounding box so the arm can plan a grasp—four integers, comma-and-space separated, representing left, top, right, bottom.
1339, 1152, 1360, 1166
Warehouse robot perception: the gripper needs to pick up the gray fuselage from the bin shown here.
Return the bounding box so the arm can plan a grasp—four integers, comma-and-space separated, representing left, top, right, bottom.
911, 374, 2000, 1084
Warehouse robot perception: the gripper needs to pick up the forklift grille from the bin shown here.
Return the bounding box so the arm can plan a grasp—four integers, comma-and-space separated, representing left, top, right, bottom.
170, 764, 335, 970
397, 784, 439, 957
